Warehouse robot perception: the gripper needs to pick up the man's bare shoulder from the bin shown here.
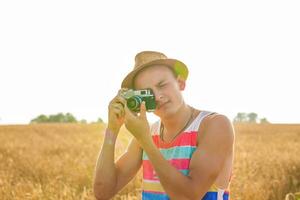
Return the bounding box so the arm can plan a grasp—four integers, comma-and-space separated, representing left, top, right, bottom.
198, 113, 235, 150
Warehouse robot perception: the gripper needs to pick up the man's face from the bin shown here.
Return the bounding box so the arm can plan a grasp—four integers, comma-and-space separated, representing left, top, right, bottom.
133, 65, 185, 118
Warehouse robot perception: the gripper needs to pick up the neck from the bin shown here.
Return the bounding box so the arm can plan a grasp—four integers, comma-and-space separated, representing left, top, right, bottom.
160, 102, 192, 138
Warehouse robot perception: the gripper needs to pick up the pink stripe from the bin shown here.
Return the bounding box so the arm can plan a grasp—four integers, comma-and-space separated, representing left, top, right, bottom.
152, 131, 198, 148
143, 159, 190, 180
143, 190, 166, 194
169, 158, 190, 169
143, 160, 158, 180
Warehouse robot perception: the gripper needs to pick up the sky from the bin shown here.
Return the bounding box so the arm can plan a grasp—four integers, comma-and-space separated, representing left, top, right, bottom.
0, 0, 299, 125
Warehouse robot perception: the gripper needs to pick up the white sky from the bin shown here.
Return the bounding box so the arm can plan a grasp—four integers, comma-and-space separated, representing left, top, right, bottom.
0, 0, 299, 124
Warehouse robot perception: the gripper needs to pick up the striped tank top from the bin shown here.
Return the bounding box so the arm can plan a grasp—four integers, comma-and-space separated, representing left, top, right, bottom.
142, 111, 230, 200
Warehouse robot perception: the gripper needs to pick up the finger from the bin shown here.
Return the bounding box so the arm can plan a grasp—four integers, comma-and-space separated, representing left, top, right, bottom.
111, 96, 126, 108
139, 101, 147, 119
118, 88, 129, 95
114, 104, 125, 117
117, 88, 129, 100
109, 102, 123, 109
112, 107, 123, 119
109, 101, 124, 111
116, 96, 127, 105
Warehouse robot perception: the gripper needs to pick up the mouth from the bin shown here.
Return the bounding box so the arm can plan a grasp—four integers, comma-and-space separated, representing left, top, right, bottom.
157, 101, 169, 110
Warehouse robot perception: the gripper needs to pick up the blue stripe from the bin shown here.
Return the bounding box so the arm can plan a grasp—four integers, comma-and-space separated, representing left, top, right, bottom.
142, 146, 196, 160
142, 191, 229, 200
180, 169, 189, 175
142, 191, 169, 200
202, 191, 229, 200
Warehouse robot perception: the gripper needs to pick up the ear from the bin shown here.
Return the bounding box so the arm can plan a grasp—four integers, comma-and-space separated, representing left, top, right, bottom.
177, 76, 186, 91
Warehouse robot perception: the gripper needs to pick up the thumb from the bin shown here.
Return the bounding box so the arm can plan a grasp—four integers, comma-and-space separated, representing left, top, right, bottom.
140, 101, 147, 119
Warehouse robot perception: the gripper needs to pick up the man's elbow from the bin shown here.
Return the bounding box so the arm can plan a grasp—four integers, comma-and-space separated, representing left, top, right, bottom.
187, 178, 218, 200
93, 182, 115, 200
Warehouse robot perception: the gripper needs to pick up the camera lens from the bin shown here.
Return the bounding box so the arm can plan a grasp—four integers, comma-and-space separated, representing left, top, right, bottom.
127, 96, 142, 111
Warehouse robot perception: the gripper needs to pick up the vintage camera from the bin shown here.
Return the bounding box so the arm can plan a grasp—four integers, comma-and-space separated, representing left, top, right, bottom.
121, 89, 156, 112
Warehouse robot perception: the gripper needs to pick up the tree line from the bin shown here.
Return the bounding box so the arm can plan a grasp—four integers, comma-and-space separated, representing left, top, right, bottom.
233, 112, 269, 123
0, 112, 269, 124
30, 113, 103, 124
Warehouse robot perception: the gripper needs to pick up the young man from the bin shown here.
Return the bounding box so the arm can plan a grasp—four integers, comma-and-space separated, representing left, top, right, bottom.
93, 51, 235, 200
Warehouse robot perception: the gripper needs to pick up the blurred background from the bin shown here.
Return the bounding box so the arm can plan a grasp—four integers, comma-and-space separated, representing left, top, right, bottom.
1, 0, 299, 125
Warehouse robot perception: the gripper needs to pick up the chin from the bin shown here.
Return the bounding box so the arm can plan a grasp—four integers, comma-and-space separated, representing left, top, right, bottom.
154, 107, 177, 119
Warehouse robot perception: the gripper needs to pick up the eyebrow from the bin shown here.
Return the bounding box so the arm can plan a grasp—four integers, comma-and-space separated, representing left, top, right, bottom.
156, 80, 166, 87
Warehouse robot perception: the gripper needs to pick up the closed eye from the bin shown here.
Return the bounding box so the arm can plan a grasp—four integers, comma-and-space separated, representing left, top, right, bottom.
155, 80, 168, 90
158, 83, 166, 88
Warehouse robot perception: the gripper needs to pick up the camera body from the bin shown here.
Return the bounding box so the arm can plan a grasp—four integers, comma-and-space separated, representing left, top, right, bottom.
121, 89, 156, 112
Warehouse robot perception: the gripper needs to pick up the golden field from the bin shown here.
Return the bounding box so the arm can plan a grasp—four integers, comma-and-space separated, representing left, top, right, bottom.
0, 123, 299, 200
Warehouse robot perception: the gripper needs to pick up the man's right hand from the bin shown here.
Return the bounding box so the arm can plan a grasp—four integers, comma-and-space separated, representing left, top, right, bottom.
107, 88, 128, 134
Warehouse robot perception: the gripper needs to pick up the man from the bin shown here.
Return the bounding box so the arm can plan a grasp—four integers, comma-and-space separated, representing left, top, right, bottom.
93, 51, 235, 200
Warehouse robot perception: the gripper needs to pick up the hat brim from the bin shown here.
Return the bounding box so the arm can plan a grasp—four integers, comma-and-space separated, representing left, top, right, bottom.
121, 59, 188, 88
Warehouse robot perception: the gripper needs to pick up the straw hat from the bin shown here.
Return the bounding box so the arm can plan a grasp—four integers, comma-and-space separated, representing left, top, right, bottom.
121, 51, 189, 88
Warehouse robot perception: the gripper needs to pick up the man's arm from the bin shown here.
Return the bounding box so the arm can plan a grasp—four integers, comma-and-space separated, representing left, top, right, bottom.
93, 130, 142, 200
139, 114, 235, 199
94, 89, 143, 200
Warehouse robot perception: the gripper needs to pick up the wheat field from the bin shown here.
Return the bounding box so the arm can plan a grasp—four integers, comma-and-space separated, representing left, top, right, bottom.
0, 123, 299, 200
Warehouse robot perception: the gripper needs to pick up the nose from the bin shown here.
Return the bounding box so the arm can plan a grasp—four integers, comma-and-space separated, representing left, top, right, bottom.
153, 90, 164, 102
